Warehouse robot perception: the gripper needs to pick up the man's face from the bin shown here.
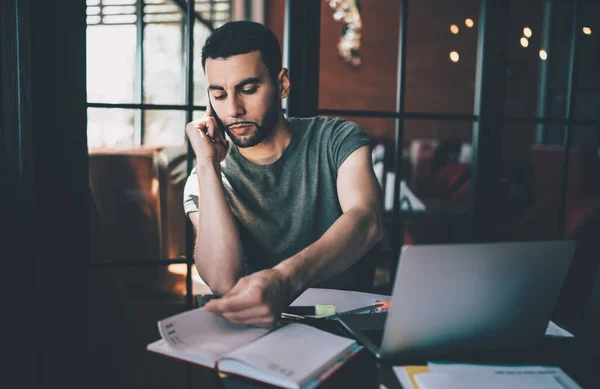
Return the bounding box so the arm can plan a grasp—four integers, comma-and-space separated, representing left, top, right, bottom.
205, 51, 280, 148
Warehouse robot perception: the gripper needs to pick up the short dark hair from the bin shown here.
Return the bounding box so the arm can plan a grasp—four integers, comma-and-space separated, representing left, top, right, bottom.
201, 21, 282, 81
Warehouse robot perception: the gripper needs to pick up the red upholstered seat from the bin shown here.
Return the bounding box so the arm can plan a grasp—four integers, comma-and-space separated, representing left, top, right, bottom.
507, 145, 600, 331
434, 163, 471, 201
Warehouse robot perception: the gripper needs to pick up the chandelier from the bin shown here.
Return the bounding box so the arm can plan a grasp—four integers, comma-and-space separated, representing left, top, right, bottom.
324, 0, 362, 68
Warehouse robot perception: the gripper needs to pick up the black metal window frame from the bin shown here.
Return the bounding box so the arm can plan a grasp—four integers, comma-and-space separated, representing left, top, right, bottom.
89, 0, 598, 298
85, 1, 597, 388
285, 0, 598, 285
86, 0, 230, 145
86, 1, 231, 315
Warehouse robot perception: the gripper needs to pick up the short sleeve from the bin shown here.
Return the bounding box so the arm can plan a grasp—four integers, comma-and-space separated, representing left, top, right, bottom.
329, 119, 371, 170
182, 167, 199, 217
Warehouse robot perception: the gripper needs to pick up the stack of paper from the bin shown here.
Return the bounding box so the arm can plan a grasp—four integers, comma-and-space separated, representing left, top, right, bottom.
394, 363, 585, 389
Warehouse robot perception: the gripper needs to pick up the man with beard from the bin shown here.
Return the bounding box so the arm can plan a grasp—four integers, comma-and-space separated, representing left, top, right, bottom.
183, 21, 384, 327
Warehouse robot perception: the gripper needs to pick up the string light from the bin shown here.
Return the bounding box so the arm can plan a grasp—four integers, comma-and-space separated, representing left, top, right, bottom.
450, 51, 460, 62
465, 18, 474, 28
520, 37, 529, 47
523, 27, 532, 38
539, 49, 548, 60
450, 24, 459, 34
325, 0, 363, 67
583, 26, 592, 35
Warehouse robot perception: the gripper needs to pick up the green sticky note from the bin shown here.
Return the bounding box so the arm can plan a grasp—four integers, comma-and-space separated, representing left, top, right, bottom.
315, 304, 336, 316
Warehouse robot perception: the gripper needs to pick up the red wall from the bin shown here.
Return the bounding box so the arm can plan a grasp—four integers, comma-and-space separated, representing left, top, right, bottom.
265, 0, 551, 164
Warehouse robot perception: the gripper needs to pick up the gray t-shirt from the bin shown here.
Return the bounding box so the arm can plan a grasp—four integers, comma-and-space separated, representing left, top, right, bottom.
183, 116, 372, 290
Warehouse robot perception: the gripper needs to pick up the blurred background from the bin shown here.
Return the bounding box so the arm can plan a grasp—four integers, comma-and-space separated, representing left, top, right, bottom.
13, 0, 597, 387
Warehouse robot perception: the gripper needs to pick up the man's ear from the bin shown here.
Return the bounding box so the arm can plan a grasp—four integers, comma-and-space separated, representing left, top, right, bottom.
277, 68, 291, 100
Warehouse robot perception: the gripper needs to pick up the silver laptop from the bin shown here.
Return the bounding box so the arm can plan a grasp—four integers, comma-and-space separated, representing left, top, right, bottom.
336, 240, 576, 360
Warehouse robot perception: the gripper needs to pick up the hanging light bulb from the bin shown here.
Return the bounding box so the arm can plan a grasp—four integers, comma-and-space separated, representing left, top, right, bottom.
325, 0, 362, 67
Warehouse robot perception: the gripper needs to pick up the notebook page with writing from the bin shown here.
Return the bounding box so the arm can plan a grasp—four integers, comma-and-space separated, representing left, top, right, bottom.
217, 323, 357, 389
156, 308, 271, 367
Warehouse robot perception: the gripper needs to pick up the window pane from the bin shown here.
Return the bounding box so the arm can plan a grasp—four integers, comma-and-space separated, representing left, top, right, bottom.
501, 123, 599, 237
102, 5, 136, 15
404, 0, 480, 114
143, 110, 186, 146
318, 0, 400, 113
87, 25, 137, 103
574, 1, 600, 121
144, 18, 184, 104
572, 125, 600, 148
500, 123, 537, 224
318, 0, 479, 116
87, 108, 138, 147
102, 0, 135, 5
193, 21, 214, 107
504, 0, 545, 118
508, 0, 600, 121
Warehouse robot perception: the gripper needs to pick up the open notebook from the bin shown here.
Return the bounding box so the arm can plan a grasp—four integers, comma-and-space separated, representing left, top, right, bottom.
147, 307, 362, 389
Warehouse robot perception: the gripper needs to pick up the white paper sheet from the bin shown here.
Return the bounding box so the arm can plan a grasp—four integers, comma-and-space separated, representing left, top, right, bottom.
218, 323, 356, 389
415, 371, 575, 389
545, 320, 575, 337
290, 288, 389, 316
157, 308, 271, 359
426, 363, 583, 389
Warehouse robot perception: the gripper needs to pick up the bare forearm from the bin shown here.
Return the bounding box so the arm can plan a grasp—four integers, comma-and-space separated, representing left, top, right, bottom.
275, 207, 384, 299
195, 164, 244, 295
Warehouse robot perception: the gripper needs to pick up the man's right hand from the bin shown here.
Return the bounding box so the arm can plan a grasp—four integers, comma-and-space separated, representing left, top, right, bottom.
185, 104, 229, 169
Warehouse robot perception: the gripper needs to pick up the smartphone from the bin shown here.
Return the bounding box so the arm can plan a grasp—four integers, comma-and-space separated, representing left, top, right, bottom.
207, 94, 226, 140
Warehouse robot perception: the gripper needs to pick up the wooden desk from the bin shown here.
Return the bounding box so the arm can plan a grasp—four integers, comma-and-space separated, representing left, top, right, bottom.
145, 334, 598, 389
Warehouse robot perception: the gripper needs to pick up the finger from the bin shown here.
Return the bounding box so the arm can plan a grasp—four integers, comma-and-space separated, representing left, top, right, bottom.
224, 315, 278, 328
203, 117, 220, 141
220, 305, 270, 322
193, 119, 222, 146
205, 98, 213, 116
205, 290, 257, 313
186, 121, 205, 138
193, 117, 218, 143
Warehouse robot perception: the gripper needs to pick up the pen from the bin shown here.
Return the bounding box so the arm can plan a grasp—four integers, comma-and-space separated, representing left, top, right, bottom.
336, 303, 383, 316
284, 304, 336, 316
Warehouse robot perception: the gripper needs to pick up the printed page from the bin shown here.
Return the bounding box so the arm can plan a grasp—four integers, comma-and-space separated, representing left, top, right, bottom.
157, 308, 271, 361
218, 323, 356, 389
290, 288, 389, 316
546, 320, 575, 337
415, 371, 572, 389
426, 363, 583, 389
392, 366, 429, 389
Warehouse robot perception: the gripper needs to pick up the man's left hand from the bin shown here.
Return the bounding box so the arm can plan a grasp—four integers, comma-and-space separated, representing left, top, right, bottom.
203, 269, 291, 327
